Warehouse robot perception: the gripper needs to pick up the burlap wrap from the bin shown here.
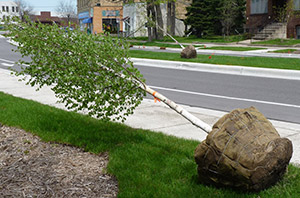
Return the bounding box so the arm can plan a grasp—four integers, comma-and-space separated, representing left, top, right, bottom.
195, 107, 293, 191
180, 45, 197, 59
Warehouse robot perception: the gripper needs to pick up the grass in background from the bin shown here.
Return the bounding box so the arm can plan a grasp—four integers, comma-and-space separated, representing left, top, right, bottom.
252, 39, 300, 46
1, 92, 300, 197
129, 50, 300, 70
131, 35, 245, 44
203, 46, 266, 51
129, 41, 191, 49
129, 42, 264, 51
270, 49, 298, 53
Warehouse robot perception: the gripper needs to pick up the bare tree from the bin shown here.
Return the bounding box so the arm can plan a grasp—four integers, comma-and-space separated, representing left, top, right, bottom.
14, 0, 34, 21
56, 0, 77, 20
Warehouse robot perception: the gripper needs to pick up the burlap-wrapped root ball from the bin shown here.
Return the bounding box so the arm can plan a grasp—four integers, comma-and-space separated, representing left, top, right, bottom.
195, 107, 293, 192
180, 45, 197, 59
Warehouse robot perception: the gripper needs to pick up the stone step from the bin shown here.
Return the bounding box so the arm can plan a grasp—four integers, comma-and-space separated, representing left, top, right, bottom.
253, 22, 286, 40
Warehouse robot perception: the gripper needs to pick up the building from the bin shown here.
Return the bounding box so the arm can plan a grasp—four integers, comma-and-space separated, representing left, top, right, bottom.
31, 11, 78, 27
77, 0, 190, 36
77, 0, 123, 34
246, 0, 300, 39
0, 1, 20, 23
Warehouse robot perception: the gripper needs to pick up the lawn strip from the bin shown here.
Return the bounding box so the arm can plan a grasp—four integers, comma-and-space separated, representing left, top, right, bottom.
252, 39, 300, 46
129, 50, 300, 70
0, 92, 299, 197
129, 41, 188, 49
270, 49, 298, 53
203, 46, 266, 51
130, 35, 245, 44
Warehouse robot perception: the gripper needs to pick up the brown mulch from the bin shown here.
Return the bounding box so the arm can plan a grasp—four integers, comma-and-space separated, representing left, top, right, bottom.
0, 124, 118, 197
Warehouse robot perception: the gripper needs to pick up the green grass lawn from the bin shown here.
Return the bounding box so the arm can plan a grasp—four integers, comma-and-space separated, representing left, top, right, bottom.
129, 50, 300, 70
129, 42, 264, 51
202, 46, 266, 51
270, 49, 299, 53
131, 35, 245, 44
129, 41, 191, 49
252, 39, 300, 46
0, 92, 300, 197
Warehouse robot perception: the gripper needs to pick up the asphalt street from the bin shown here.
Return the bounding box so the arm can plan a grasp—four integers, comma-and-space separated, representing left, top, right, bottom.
1, 35, 300, 124
135, 65, 300, 124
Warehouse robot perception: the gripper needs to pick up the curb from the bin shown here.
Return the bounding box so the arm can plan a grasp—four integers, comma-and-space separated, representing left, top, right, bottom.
131, 58, 300, 80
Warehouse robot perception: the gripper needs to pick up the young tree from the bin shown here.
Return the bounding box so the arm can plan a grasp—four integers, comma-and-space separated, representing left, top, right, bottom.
6, 18, 212, 132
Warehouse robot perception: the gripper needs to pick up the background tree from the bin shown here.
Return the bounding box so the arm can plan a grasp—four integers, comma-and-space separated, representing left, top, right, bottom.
14, 0, 33, 21
273, 0, 300, 41
56, 0, 77, 22
185, 0, 245, 37
232, 0, 246, 34
124, 0, 177, 41
167, 0, 176, 35
185, 0, 222, 37
218, 0, 245, 36
146, 0, 164, 41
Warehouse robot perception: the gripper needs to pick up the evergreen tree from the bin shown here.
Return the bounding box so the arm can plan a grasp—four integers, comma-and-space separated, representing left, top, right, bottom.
185, 0, 245, 37
185, 0, 222, 37
232, 0, 246, 34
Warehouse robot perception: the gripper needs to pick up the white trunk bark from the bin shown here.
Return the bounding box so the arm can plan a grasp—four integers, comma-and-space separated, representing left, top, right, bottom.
103, 61, 212, 134
139, 83, 212, 133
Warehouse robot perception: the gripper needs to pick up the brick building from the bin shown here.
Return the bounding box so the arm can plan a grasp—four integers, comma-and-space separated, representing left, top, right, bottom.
77, 0, 123, 34
246, 0, 300, 39
31, 12, 78, 27
77, 0, 190, 36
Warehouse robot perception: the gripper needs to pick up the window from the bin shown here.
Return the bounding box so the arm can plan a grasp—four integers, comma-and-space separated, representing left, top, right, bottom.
102, 19, 119, 34
251, 0, 268, 14
6, 6, 9, 12
16, 6, 19, 12
295, 0, 300, 10
2, 6, 5, 12
12, 6, 15, 12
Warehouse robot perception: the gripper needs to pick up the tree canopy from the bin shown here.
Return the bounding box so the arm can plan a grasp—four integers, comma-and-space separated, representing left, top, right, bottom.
6, 19, 145, 122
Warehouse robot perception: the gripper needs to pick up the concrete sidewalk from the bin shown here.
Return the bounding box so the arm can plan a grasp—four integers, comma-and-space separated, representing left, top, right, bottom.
0, 68, 300, 164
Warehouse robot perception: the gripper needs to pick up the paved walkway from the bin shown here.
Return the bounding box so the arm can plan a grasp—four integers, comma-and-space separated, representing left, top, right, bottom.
0, 65, 300, 164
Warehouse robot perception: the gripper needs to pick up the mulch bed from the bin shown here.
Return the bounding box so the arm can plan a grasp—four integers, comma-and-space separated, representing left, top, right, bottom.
0, 124, 118, 197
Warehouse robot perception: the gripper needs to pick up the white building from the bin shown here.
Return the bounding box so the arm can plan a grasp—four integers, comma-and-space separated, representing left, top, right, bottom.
0, 1, 20, 23
123, 3, 185, 37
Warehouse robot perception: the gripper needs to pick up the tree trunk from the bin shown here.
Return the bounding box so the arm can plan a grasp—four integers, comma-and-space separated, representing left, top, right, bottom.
149, 1, 158, 40
140, 83, 212, 133
167, 1, 176, 35
155, 3, 164, 40
147, 2, 153, 42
